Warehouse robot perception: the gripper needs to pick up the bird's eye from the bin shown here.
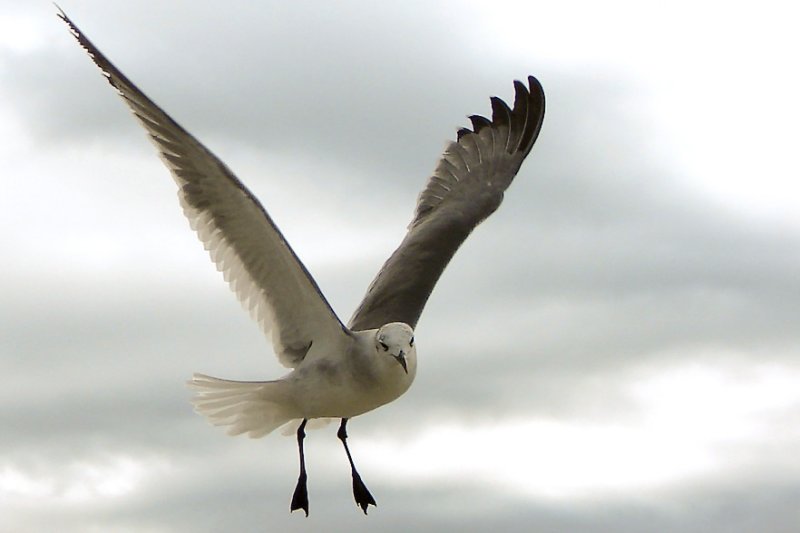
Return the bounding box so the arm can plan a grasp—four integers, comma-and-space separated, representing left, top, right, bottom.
409, 336, 415, 347
379, 341, 389, 351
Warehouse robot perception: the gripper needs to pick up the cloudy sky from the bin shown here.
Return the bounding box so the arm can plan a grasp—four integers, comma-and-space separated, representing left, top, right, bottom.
2, 1, 799, 531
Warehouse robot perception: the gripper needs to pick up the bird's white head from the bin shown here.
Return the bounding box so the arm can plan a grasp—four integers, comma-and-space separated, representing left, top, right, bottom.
375, 322, 416, 375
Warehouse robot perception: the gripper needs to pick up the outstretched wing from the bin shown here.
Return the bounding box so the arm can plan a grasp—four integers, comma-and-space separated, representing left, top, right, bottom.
349, 76, 545, 331
59, 10, 349, 367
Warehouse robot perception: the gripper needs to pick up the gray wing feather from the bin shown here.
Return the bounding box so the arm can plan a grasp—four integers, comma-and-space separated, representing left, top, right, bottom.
349, 76, 545, 331
60, 11, 348, 367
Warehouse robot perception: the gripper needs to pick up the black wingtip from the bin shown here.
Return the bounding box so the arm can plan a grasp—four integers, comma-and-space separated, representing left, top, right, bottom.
490, 95, 513, 127
469, 114, 492, 134
513, 79, 528, 100
516, 75, 545, 155
56, 6, 97, 65
456, 127, 471, 140
56, 7, 140, 101
55, 4, 71, 30
55, 4, 79, 38
456, 115, 493, 140
527, 75, 543, 95
456, 76, 544, 154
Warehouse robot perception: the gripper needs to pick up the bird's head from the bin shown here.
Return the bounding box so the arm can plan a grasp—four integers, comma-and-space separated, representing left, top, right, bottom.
375, 322, 416, 375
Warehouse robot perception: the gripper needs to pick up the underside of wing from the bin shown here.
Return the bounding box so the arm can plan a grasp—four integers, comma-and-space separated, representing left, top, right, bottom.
60, 10, 348, 367
349, 76, 545, 332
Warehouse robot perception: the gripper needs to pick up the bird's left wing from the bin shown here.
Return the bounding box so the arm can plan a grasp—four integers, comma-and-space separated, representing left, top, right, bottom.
59, 10, 349, 367
349, 76, 545, 332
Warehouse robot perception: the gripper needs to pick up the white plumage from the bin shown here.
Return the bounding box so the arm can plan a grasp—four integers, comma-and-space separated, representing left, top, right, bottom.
189, 324, 417, 438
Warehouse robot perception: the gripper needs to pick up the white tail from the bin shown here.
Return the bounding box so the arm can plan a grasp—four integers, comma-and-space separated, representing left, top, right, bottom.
188, 374, 295, 438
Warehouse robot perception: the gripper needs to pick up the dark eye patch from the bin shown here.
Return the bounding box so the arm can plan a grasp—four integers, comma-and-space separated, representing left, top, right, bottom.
379, 341, 389, 351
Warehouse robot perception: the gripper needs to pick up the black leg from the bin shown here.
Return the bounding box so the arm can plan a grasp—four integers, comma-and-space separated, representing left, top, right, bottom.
290, 419, 309, 516
338, 418, 377, 514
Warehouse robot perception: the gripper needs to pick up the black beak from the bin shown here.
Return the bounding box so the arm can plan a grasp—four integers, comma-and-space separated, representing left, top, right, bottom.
394, 351, 408, 374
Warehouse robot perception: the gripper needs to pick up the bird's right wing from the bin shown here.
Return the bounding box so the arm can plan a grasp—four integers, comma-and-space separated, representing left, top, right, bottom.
60, 10, 350, 367
349, 76, 545, 332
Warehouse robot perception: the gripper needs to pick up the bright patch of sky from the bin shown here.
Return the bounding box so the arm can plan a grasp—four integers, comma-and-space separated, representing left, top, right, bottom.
363, 357, 800, 499
473, 0, 800, 228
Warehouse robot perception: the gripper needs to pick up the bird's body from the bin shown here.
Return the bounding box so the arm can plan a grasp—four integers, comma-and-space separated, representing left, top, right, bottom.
191, 324, 417, 438
285, 325, 417, 419
59, 6, 544, 516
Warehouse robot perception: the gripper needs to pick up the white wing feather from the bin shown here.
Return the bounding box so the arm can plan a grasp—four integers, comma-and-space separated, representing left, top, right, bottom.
60, 11, 349, 367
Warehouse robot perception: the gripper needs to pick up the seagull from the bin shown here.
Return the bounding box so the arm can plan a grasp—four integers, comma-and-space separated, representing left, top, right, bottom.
59, 8, 545, 516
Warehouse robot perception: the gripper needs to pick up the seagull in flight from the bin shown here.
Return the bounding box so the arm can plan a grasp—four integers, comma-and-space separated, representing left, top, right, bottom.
59, 8, 545, 516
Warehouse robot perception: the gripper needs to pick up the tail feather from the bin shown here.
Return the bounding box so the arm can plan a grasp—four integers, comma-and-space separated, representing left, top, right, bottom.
188, 373, 295, 438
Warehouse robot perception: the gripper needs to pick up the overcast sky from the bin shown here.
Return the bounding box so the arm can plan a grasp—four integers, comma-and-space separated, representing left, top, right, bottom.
2, 1, 799, 531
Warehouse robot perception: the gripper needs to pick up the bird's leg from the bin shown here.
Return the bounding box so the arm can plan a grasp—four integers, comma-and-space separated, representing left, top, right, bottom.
290, 419, 309, 516
338, 418, 377, 514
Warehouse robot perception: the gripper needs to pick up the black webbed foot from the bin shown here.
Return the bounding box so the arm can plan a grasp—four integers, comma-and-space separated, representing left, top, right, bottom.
351, 470, 377, 514
290, 472, 308, 516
